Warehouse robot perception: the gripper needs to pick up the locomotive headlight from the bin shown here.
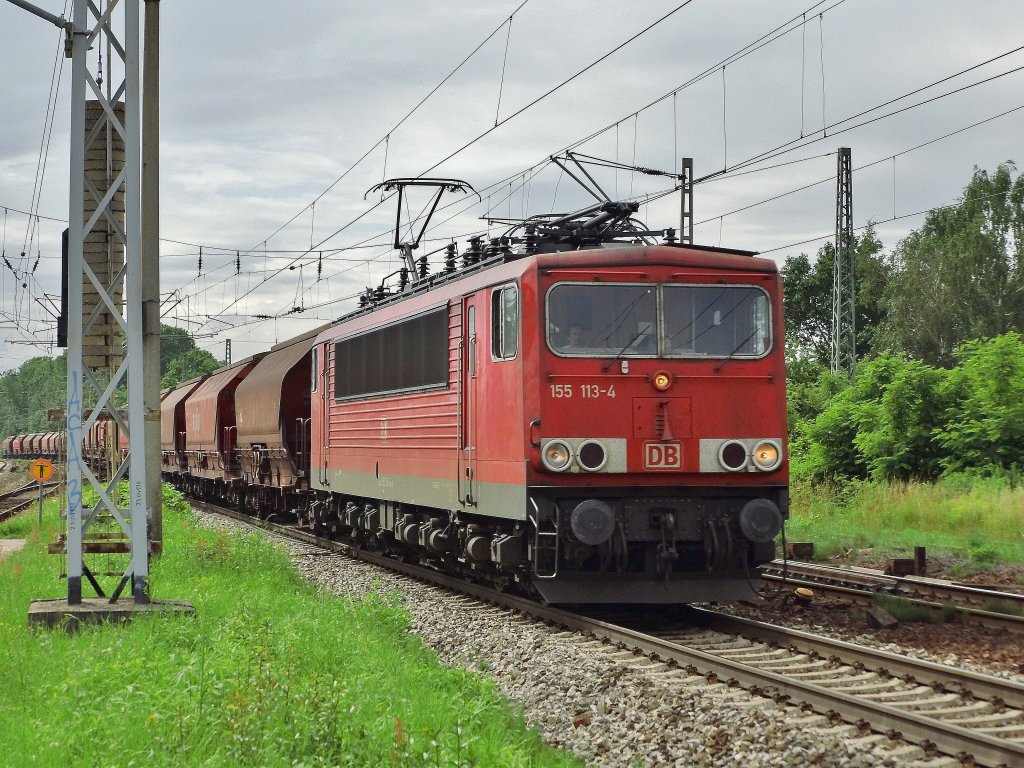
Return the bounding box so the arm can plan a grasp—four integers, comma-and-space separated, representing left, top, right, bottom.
577, 440, 607, 472
652, 370, 672, 391
718, 440, 748, 471
751, 440, 782, 471
542, 440, 573, 471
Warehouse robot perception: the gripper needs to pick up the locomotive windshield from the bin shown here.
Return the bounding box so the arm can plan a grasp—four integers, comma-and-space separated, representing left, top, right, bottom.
547, 282, 770, 358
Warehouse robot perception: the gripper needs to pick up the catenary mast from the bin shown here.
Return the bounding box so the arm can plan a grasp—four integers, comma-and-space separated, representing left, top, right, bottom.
831, 147, 855, 380
64, 0, 151, 604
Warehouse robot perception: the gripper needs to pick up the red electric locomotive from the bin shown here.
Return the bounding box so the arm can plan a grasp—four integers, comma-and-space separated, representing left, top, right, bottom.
64, 172, 787, 606
302, 187, 788, 604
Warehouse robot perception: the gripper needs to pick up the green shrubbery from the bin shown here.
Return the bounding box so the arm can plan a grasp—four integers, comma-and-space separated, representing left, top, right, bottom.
791, 333, 1024, 483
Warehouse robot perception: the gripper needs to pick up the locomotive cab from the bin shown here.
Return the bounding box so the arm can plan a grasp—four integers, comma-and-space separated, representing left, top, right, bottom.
524, 245, 788, 603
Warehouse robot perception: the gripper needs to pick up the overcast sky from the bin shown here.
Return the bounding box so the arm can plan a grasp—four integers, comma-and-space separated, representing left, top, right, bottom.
2, 0, 1023, 372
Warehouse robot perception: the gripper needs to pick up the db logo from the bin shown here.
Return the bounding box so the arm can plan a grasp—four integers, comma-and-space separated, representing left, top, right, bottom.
644, 442, 681, 470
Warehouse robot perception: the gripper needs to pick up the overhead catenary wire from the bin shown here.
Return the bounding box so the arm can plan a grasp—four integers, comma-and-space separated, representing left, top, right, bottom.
279, 72, 1024, 325
100, 51, 1024, 343
419, 1, 697, 178
552, 0, 848, 164
758, 188, 1021, 256
818, 13, 827, 136
698, 42, 1024, 181
16, 0, 1015, 360
800, 13, 807, 137
494, 13, 514, 126
236, 0, 534, 261
191, 1, 586, 333
21, 1, 68, 267
208, 80, 1024, 327
0, 0, 921, 362
695, 102, 1024, 227
13, 43, 1007, 276
192, 1, 699, 335
10, 0, 841, 325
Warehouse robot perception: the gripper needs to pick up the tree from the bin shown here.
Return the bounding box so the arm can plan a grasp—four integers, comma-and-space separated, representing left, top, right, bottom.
935, 333, 1024, 474
0, 355, 67, 439
879, 162, 1024, 367
161, 325, 197, 374
781, 225, 889, 366
0, 326, 221, 437
160, 346, 220, 389
158, 324, 221, 389
791, 354, 947, 482
791, 335, 1024, 482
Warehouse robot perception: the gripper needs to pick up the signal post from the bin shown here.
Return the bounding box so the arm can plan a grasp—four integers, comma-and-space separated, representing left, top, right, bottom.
29, 458, 53, 528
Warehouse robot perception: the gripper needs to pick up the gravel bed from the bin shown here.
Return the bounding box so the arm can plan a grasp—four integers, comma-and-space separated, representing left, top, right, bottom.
198, 512, 966, 767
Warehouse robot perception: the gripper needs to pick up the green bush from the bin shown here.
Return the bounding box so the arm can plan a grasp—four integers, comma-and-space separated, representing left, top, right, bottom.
968, 542, 999, 567
790, 335, 1024, 482
936, 333, 1024, 473
855, 359, 948, 480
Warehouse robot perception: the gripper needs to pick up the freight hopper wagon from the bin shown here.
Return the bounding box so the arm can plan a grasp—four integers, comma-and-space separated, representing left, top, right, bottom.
182, 356, 265, 501
307, 241, 788, 604
234, 331, 320, 517
161, 376, 208, 480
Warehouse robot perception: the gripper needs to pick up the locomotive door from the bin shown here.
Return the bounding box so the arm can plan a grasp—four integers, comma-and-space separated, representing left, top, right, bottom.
459, 300, 479, 506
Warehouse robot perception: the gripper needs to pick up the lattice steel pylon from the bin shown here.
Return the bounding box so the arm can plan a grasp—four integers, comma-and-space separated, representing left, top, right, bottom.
65, 0, 150, 604
679, 157, 693, 245
831, 147, 856, 380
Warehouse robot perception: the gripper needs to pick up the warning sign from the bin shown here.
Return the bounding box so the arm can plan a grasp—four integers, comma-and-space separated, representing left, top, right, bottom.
29, 458, 54, 482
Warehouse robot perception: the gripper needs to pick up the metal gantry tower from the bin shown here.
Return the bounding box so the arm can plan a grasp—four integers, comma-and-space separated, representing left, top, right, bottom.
66, 0, 151, 604
831, 147, 856, 380
679, 157, 693, 245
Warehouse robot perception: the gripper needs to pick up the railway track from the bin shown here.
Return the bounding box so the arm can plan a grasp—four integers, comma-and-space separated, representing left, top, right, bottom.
196, 500, 1024, 767
0, 480, 60, 524
761, 560, 1024, 634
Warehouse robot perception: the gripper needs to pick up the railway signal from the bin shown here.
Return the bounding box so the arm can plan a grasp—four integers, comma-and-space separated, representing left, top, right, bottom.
29, 458, 53, 527
29, 458, 54, 483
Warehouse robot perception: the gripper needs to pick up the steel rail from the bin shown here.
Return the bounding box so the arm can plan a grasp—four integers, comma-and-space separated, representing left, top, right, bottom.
688, 608, 1024, 711
0, 480, 61, 502
0, 498, 35, 524
0, 481, 62, 523
197, 503, 1024, 767
763, 561, 1024, 634
0, 481, 42, 501
768, 559, 1024, 606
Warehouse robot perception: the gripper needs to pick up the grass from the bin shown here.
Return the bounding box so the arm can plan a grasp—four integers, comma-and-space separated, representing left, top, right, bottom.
871, 593, 965, 624
0, 485, 580, 768
784, 474, 1024, 565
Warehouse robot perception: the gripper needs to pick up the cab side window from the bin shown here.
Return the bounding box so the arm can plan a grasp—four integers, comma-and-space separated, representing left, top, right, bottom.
491, 285, 519, 360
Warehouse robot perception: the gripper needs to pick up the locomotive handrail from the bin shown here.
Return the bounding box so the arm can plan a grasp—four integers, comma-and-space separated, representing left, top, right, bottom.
529, 497, 560, 580
528, 419, 541, 448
